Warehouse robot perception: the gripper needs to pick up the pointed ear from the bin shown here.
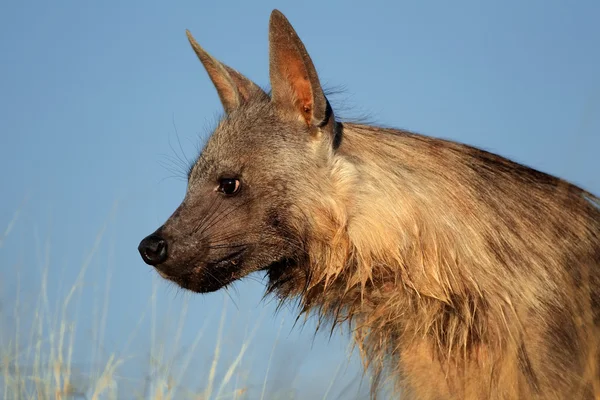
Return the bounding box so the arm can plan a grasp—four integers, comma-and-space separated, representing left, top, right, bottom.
186, 30, 268, 114
268, 10, 334, 129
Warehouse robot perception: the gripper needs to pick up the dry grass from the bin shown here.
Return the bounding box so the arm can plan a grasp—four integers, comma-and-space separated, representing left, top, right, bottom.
0, 208, 367, 400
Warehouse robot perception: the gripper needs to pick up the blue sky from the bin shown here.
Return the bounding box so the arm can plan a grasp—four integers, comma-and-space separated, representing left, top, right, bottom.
1, 0, 599, 398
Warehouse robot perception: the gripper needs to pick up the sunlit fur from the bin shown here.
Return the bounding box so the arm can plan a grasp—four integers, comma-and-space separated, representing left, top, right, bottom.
267, 121, 600, 399
143, 10, 600, 400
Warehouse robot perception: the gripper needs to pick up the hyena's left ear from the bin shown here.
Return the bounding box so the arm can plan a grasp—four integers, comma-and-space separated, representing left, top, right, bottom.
268, 10, 336, 133
186, 30, 268, 114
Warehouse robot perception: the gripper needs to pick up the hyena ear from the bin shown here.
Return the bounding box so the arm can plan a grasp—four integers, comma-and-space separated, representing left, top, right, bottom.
268, 10, 335, 131
186, 30, 268, 114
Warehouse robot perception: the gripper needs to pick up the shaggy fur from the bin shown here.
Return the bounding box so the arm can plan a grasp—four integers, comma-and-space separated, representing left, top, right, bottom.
138, 10, 600, 399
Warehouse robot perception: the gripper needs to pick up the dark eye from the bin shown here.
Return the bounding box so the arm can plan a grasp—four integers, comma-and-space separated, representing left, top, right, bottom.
217, 178, 241, 195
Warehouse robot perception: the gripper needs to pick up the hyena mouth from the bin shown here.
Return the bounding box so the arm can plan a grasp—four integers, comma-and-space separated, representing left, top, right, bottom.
151, 248, 248, 293
177, 248, 249, 293
203, 247, 247, 270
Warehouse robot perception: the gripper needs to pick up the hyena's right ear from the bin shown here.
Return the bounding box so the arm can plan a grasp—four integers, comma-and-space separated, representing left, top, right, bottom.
186, 30, 268, 114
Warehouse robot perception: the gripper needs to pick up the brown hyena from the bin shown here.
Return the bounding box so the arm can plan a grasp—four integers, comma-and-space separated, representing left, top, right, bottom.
138, 9, 600, 399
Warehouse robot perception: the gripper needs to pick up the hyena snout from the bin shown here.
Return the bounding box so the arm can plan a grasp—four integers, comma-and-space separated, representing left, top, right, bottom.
138, 232, 168, 266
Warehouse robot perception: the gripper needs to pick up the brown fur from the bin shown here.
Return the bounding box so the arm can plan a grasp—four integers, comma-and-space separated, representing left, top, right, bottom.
138, 10, 600, 399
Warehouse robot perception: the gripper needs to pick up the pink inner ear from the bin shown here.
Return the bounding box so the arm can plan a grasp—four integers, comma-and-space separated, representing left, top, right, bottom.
278, 49, 313, 123
295, 76, 313, 121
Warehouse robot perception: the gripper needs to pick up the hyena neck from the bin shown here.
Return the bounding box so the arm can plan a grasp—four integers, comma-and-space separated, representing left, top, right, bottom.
278, 121, 599, 379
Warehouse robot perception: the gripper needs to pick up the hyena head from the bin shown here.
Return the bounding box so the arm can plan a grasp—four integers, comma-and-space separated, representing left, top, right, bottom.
138, 10, 342, 293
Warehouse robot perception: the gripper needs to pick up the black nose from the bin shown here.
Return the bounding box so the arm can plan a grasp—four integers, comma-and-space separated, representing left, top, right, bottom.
138, 234, 168, 265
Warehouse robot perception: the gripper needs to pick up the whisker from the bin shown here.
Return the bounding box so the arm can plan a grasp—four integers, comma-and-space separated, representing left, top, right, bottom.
171, 113, 193, 171
223, 286, 240, 310
158, 153, 189, 175
206, 243, 249, 250
190, 195, 222, 234
157, 157, 188, 178
192, 196, 243, 236
207, 231, 254, 245
196, 197, 253, 236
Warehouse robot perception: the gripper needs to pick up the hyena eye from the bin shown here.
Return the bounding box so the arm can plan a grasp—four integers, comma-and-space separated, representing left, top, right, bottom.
217, 178, 241, 195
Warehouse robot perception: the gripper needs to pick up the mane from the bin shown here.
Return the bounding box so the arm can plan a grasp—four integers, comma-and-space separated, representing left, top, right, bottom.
267, 121, 600, 398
